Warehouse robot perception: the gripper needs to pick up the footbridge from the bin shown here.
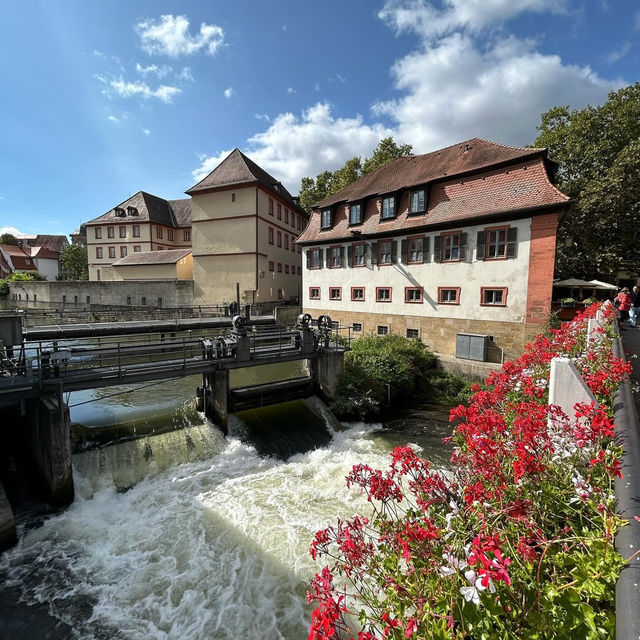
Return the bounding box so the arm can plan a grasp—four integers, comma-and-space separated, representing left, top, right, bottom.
0, 312, 348, 514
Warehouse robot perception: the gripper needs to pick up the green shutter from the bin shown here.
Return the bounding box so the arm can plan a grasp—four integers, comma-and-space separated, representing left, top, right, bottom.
401, 239, 408, 264
433, 236, 442, 262
347, 245, 353, 267
460, 233, 468, 261
476, 231, 486, 260
424, 236, 430, 262
507, 228, 518, 258
340, 246, 345, 267
370, 241, 378, 265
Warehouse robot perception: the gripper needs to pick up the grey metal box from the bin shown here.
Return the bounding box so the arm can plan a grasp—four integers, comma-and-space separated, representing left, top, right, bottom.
456, 333, 489, 362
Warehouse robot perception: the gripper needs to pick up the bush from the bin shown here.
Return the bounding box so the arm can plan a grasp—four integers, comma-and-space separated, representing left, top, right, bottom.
0, 280, 8, 299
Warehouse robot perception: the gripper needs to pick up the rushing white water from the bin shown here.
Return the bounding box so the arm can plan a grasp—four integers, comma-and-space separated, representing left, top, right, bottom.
1, 402, 425, 640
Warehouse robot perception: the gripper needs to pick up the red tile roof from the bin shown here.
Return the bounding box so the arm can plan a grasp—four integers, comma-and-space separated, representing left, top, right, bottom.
297, 142, 569, 245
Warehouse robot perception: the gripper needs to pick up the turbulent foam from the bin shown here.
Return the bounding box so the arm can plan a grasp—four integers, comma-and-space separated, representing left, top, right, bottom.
1, 418, 394, 639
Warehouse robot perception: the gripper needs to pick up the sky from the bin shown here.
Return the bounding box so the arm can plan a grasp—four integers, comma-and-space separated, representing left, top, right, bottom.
0, 0, 638, 238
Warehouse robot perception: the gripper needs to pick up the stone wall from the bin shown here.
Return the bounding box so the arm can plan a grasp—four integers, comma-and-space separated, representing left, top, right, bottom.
305, 307, 544, 361
7, 280, 194, 309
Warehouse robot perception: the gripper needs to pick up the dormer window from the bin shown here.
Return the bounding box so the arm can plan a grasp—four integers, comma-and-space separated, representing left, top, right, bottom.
381, 196, 396, 220
114, 207, 126, 217
127, 206, 138, 216
321, 208, 332, 230
349, 203, 362, 225
409, 189, 426, 214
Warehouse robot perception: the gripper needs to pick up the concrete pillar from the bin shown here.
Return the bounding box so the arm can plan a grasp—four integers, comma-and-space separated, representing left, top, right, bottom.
0, 481, 17, 550
311, 349, 345, 400
26, 393, 74, 505
203, 371, 229, 435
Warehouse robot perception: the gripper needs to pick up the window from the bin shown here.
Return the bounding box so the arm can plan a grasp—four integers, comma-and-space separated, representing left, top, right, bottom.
86, 296, 90, 304
481, 287, 508, 306
410, 189, 426, 214
376, 287, 392, 302
285, 235, 289, 250
184, 230, 191, 242
96, 270, 100, 281
134, 245, 141, 252
62, 295, 66, 302
297, 266, 301, 275
377, 325, 389, 335
141, 296, 146, 306
120, 246, 127, 258
74, 295, 78, 303
477, 227, 517, 260
95, 227, 102, 239
321, 208, 332, 229
297, 217, 302, 230
330, 246, 343, 268
119, 226, 126, 238
408, 236, 424, 263
285, 264, 290, 274
108, 226, 115, 238
309, 287, 321, 300
269, 227, 274, 245
277, 262, 282, 272
381, 196, 395, 220
308, 248, 322, 269
284, 209, 289, 224
269, 199, 274, 216
436, 231, 465, 262
232, 193, 236, 202
407, 328, 419, 339
156, 227, 163, 239
438, 287, 460, 304
329, 287, 342, 300
277, 231, 282, 247
352, 322, 362, 332
277, 204, 282, 220
291, 213, 296, 228
349, 203, 362, 225
96, 247, 103, 259
351, 287, 365, 301
269, 261, 275, 272
127, 296, 131, 305
291, 238, 295, 252
133, 225, 140, 237
405, 287, 423, 303
108, 247, 116, 258
379, 239, 394, 265
157, 298, 163, 307
168, 230, 174, 241
351, 243, 366, 267
290, 263, 295, 274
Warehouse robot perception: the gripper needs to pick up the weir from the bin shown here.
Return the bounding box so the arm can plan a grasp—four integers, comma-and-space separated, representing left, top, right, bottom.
0, 312, 347, 545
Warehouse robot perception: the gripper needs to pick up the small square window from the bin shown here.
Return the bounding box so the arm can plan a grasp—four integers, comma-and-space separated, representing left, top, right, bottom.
329, 287, 342, 300
352, 322, 362, 332
438, 287, 460, 304
405, 287, 423, 303
351, 287, 365, 301
134, 245, 141, 252
407, 328, 420, 339
377, 325, 389, 335
376, 287, 392, 302
481, 287, 508, 306
309, 287, 321, 300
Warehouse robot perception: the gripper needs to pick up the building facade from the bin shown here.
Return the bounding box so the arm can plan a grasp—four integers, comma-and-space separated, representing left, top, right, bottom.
297, 138, 570, 360
186, 149, 308, 305
84, 192, 192, 281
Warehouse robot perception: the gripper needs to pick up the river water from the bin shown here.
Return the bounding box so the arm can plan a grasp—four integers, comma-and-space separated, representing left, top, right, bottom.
0, 363, 453, 640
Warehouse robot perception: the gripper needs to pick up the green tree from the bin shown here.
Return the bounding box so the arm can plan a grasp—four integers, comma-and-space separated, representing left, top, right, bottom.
0, 233, 19, 245
533, 83, 640, 279
59, 244, 88, 280
299, 137, 413, 211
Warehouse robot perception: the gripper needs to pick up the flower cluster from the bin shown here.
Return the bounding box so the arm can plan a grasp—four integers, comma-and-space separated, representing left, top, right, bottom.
308, 303, 630, 639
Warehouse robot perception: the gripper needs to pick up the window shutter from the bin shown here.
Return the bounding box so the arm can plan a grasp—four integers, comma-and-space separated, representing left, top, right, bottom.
460, 233, 468, 261
424, 236, 431, 262
391, 240, 398, 263
401, 239, 408, 264
507, 227, 518, 258
319, 249, 324, 269
476, 231, 486, 260
370, 241, 378, 265
433, 236, 442, 262
306, 251, 311, 269
325, 248, 330, 267
347, 246, 353, 267
340, 246, 345, 267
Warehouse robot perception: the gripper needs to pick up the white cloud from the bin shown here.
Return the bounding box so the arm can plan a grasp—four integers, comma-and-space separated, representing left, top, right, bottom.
192, 103, 393, 189
141, 128, 151, 136
0, 226, 23, 236
106, 77, 182, 103
287, 87, 296, 94
255, 113, 271, 122
107, 115, 119, 123
178, 67, 194, 82
135, 63, 172, 78
607, 42, 631, 64
136, 14, 225, 57
223, 87, 235, 99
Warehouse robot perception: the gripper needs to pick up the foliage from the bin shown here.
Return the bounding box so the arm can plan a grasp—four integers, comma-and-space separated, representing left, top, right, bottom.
533, 82, 640, 279
0, 280, 8, 298
329, 335, 437, 420
59, 244, 88, 280
299, 138, 413, 211
23, 269, 46, 281
6, 271, 35, 281
309, 303, 630, 639
0, 233, 19, 245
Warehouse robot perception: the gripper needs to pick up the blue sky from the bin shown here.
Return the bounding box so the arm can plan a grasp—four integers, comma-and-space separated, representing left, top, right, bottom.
0, 0, 638, 238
